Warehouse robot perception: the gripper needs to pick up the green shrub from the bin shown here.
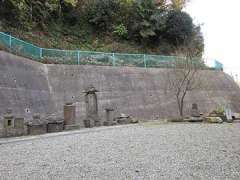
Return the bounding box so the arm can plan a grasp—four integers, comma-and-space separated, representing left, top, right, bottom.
113, 24, 128, 38
86, 0, 121, 31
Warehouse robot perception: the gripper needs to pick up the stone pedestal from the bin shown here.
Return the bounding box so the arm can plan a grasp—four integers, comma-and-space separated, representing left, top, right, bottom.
103, 108, 114, 126
47, 122, 64, 133
27, 124, 47, 135
46, 116, 64, 133
64, 103, 76, 125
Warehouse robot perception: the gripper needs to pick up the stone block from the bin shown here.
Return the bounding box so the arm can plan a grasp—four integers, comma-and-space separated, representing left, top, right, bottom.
14, 118, 24, 129
84, 119, 96, 128
103, 121, 113, 126
205, 117, 223, 124
117, 118, 131, 125
47, 122, 64, 133
188, 117, 203, 122
64, 124, 80, 131
27, 124, 47, 135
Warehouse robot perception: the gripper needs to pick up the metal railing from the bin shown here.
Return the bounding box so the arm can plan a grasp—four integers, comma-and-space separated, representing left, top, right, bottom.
0, 32, 223, 70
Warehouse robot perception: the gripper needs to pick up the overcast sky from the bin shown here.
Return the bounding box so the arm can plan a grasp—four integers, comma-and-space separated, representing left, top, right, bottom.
186, 0, 240, 81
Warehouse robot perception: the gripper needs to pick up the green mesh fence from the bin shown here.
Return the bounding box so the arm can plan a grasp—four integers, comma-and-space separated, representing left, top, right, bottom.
11, 37, 41, 59
0, 32, 223, 70
0, 32, 11, 48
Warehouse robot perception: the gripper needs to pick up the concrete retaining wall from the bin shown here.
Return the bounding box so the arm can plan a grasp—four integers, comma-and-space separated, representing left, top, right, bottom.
0, 51, 240, 126
0, 52, 55, 119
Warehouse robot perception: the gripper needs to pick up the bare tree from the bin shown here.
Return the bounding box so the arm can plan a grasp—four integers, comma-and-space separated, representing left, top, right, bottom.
164, 43, 204, 117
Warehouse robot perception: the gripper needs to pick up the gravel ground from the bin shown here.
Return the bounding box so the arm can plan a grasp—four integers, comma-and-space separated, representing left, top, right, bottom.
0, 122, 240, 180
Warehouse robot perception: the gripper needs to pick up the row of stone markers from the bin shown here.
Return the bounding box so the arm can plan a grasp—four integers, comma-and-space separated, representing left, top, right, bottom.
0, 109, 64, 137
0, 86, 136, 138
184, 103, 237, 123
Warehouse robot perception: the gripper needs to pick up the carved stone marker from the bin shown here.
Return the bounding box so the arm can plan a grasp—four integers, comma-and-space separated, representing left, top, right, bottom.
225, 105, 233, 123
64, 103, 76, 125
83, 85, 101, 127
191, 103, 200, 117
103, 108, 114, 126
188, 103, 203, 122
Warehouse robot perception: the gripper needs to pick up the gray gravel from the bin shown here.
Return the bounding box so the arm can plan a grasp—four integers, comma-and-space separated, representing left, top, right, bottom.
0, 122, 240, 180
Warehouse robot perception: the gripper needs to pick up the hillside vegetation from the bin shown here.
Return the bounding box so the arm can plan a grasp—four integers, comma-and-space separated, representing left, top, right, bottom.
0, 0, 204, 56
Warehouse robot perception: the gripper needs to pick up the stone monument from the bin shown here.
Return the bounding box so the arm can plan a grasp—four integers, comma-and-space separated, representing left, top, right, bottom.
188, 103, 203, 122
1, 109, 25, 137
83, 85, 101, 128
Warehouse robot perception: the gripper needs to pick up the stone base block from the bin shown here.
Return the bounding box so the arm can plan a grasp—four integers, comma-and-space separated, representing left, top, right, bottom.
117, 118, 131, 125
64, 124, 80, 131
226, 119, 234, 123
27, 124, 47, 135
84, 120, 92, 128
103, 121, 114, 126
205, 117, 223, 124
47, 122, 64, 133
94, 121, 101, 127
0, 128, 26, 138
168, 118, 185, 122
188, 117, 204, 122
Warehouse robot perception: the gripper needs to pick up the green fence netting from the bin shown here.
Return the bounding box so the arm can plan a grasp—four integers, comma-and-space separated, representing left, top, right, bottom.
0, 32, 223, 70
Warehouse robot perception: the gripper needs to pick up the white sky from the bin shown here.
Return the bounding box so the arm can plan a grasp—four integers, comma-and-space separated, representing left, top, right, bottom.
185, 0, 240, 81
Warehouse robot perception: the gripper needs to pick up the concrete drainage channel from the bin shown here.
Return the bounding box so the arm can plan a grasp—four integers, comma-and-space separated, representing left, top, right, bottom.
0, 124, 137, 145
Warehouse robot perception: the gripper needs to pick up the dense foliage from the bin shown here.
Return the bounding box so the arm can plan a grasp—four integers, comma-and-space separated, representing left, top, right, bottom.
0, 0, 204, 56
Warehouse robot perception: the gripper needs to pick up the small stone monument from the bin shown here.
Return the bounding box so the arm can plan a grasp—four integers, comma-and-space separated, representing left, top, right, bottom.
1, 109, 26, 137
189, 103, 203, 122
103, 108, 115, 126
83, 85, 101, 128
27, 114, 47, 135
191, 103, 200, 117
225, 105, 233, 123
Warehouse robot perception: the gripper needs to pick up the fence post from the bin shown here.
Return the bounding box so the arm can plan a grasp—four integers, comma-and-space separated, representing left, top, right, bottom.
144, 54, 147, 68
9, 35, 12, 49
77, 51, 80, 65
112, 53, 116, 66
39, 48, 43, 59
